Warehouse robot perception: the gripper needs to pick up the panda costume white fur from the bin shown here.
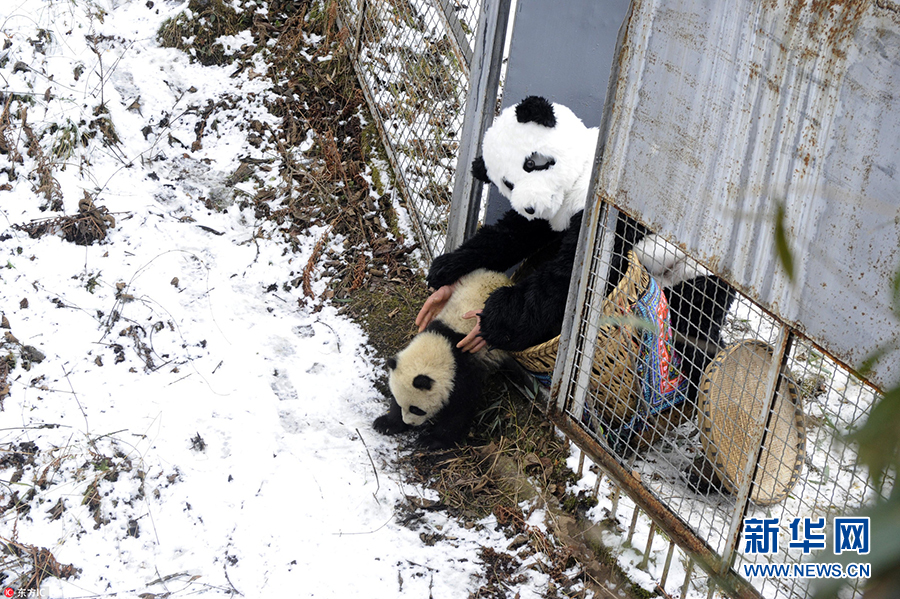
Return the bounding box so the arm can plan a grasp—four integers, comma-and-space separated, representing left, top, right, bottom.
427, 96, 735, 400
373, 268, 511, 449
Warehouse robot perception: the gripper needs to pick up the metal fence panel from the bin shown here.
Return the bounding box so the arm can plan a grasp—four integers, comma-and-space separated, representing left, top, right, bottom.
336, 0, 483, 260
557, 201, 886, 598
553, 0, 897, 596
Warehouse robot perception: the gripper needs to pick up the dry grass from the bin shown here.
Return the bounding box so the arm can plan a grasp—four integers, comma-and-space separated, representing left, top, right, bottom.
157, 0, 261, 66
0, 96, 24, 184
13, 192, 116, 246
0, 539, 80, 591
390, 375, 612, 598
19, 106, 63, 211
400, 377, 579, 516
0, 315, 10, 405
0, 358, 9, 405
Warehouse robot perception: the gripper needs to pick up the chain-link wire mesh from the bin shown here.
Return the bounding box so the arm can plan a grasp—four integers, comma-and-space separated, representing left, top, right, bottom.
335, 0, 481, 261
554, 201, 889, 598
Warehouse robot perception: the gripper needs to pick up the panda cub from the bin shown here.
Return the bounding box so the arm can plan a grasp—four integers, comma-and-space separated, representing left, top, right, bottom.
373, 269, 510, 449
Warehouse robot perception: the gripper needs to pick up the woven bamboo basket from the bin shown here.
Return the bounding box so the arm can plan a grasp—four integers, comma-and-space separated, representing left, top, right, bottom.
697, 340, 806, 506
511, 251, 649, 426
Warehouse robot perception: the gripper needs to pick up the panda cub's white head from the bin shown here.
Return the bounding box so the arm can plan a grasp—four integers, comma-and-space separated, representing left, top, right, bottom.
387, 332, 456, 426
473, 96, 598, 232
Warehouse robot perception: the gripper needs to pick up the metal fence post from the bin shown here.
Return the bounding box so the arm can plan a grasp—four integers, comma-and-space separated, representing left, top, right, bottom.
719, 330, 793, 573
435, 0, 475, 66
444, 0, 511, 254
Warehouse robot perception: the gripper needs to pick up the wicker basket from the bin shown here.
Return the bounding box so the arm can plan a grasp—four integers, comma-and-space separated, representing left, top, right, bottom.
511, 251, 649, 427
697, 340, 806, 506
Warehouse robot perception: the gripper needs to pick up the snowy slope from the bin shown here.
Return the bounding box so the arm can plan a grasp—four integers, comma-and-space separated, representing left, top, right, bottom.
0, 0, 570, 596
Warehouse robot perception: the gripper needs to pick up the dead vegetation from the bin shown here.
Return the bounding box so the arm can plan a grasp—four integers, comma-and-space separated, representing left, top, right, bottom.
13, 192, 116, 245
1, 98, 63, 209
6, 0, 421, 303
390, 375, 635, 598
157, 0, 261, 66
255, 2, 424, 307
0, 539, 80, 591
0, 434, 167, 591
0, 318, 46, 411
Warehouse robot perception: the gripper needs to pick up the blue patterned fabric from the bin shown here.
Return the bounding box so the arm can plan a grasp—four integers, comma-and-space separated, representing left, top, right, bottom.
630, 276, 689, 430
529, 371, 553, 388
576, 275, 688, 446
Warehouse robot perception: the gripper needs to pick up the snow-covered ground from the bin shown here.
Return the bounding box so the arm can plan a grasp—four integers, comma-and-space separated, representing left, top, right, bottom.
0, 0, 580, 596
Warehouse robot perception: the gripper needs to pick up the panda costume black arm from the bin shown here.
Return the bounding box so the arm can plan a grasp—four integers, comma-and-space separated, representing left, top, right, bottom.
476, 211, 582, 351
426, 208, 562, 289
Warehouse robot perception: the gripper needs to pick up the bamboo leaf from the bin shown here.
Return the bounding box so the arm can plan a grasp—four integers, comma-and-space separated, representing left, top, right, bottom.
774, 201, 795, 282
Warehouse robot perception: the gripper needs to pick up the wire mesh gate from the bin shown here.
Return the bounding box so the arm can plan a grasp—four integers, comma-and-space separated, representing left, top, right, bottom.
333, 0, 482, 261
538, 2, 899, 596
546, 198, 888, 598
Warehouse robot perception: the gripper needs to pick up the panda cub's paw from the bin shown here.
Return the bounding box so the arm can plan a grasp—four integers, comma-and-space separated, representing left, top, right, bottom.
373, 412, 409, 435
632, 234, 711, 289
416, 430, 458, 451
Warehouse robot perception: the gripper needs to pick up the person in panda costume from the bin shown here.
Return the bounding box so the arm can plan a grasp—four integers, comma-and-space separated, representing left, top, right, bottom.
417, 95, 734, 403
373, 269, 512, 449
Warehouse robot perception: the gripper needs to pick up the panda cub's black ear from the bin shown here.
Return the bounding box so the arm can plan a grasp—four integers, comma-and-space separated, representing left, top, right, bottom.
471, 156, 491, 184
412, 374, 434, 390
387, 357, 397, 370
515, 96, 556, 128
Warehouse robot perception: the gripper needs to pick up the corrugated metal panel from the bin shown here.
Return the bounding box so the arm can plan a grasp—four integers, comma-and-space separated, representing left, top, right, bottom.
598, 0, 900, 390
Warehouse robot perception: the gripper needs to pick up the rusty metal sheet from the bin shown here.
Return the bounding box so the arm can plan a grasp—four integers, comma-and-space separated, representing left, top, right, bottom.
597, 0, 900, 390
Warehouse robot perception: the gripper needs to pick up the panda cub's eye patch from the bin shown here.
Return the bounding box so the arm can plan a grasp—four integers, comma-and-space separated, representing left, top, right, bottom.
523, 152, 555, 173
412, 374, 434, 390
503, 179, 514, 191
408, 406, 427, 416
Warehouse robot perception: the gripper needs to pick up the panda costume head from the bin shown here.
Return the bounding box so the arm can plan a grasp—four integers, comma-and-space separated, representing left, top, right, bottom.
472, 96, 598, 232
374, 269, 510, 448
